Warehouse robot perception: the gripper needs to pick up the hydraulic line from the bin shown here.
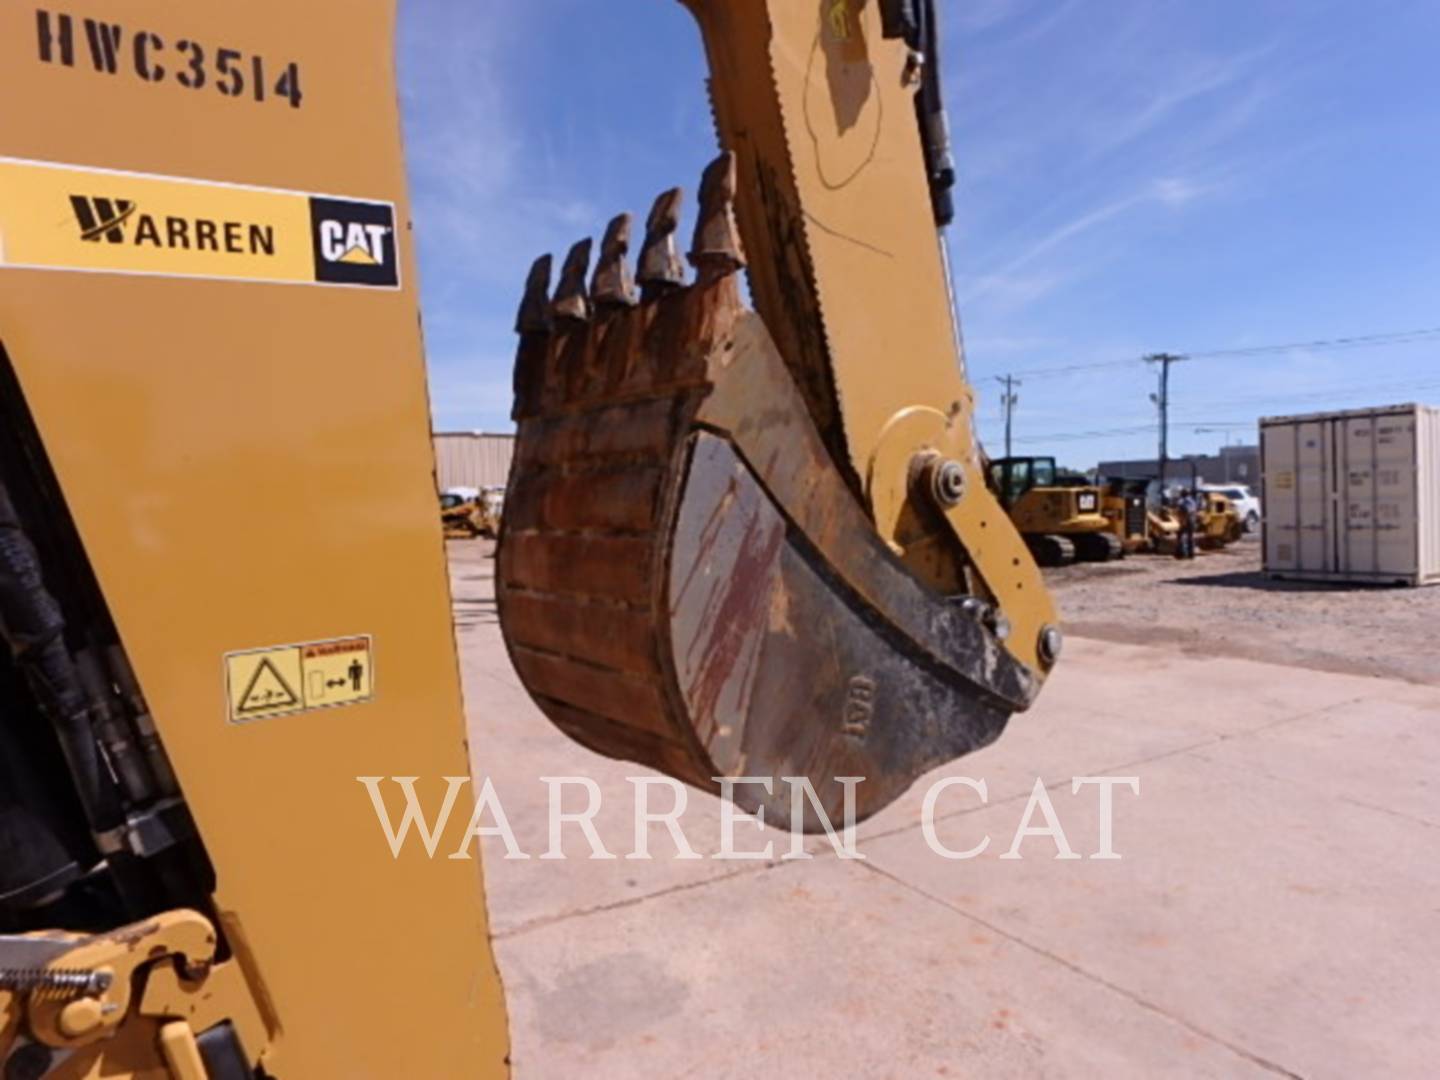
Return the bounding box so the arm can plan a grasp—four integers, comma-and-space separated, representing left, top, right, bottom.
0, 480, 122, 846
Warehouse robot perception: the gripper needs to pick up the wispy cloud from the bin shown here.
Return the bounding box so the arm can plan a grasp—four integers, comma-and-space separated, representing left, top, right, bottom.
961, 183, 1189, 309
398, 0, 1439, 460
1081, 46, 1274, 160
951, 5, 1285, 322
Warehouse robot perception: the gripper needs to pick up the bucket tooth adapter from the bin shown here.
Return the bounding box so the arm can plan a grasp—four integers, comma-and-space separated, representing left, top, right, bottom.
499, 0, 1061, 830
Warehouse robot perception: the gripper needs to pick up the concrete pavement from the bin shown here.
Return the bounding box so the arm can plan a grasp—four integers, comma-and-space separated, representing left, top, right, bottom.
451, 543, 1440, 1078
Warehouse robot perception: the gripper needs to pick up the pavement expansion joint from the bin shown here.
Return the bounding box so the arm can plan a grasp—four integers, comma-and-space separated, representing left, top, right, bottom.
492, 855, 815, 942
854, 859, 1309, 1080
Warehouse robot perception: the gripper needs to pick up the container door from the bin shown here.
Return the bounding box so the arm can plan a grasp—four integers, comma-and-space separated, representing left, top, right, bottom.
1373, 411, 1419, 578
1421, 409, 1440, 582
1340, 415, 1378, 575
1264, 423, 1301, 571
1295, 420, 1334, 573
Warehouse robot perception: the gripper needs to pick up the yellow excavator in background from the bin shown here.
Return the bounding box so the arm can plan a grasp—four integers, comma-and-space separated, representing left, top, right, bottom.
0, 0, 1059, 1075
987, 457, 1124, 566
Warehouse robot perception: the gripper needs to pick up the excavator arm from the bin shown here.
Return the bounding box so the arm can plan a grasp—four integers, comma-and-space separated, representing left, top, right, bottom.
0, 2, 1064, 1074
497, 0, 1061, 829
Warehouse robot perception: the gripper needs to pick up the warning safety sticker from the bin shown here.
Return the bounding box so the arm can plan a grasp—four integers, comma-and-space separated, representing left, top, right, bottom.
225, 635, 374, 724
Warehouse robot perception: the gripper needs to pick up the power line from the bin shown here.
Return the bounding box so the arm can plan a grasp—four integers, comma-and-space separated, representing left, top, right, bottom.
975, 325, 1440, 382
979, 357, 1140, 380
973, 350, 1440, 454
1170, 375, 1440, 412
1184, 327, 1440, 361
1009, 424, 1158, 444
976, 417, 1257, 443
979, 415, 1268, 430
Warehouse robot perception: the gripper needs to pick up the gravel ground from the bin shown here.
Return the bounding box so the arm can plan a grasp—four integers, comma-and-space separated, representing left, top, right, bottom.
1047, 535, 1440, 685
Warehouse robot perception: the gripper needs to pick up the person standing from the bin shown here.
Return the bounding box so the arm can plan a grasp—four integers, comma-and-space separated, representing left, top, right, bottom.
1177, 489, 1199, 560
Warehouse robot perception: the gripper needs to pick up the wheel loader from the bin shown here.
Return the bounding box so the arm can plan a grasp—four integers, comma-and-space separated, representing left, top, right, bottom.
440, 489, 484, 539
1196, 491, 1246, 550
440, 487, 502, 541
1170, 463, 1244, 550
988, 457, 1124, 566
0, 1, 1060, 1075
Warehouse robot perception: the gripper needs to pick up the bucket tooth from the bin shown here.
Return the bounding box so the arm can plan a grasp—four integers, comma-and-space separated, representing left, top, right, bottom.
512, 254, 553, 420
515, 253, 554, 336
637, 187, 686, 302
591, 213, 639, 309
689, 151, 746, 280
551, 238, 593, 323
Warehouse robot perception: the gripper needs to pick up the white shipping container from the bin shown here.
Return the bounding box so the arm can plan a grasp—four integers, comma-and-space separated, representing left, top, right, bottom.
1260, 404, 1440, 586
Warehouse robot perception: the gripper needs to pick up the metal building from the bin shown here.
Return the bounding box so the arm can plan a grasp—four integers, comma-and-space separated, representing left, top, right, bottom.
433, 432, 516, 491
1096, 444, 1260, 486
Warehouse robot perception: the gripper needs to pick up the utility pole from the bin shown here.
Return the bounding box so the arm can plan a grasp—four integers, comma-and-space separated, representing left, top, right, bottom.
1146, 353, 1184, 490
996, 375, 1021, 458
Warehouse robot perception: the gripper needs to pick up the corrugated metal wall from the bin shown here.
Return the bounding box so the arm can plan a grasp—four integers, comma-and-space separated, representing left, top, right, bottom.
433, 432, 515, 490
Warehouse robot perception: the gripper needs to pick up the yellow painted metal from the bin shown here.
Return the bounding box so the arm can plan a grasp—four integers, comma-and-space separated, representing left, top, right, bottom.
0, 991, 16, 1058
682, 0, 1057, 672
0, 158, 319, 284
1149, 508, 1182, 554
1007, 490, 1113, 538
16, 912, 266, 1069
1198, 493, 1244, 548
0, 911, 269, 1075
158, 1023, 209, 1080
1100, 489, 1151, 553
0, 1, 508, 1075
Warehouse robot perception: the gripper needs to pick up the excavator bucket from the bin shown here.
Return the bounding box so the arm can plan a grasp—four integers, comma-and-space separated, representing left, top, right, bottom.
498, 1, 1061, 830
500, 160, 1043, 830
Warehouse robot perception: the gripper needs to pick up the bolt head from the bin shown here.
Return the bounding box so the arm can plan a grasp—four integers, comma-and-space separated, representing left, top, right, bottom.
58, 997, 104, 1038
1038, 625, 1064, 667
958, 597, 989, 621
932, 460, 966, 508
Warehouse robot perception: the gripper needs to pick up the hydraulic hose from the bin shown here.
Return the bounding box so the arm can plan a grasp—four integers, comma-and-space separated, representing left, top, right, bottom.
879, 0, 958, 226
0, 480, 121, 842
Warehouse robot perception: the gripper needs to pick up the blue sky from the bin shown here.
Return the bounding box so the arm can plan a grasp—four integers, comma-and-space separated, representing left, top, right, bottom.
399, 0, 1440, 469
